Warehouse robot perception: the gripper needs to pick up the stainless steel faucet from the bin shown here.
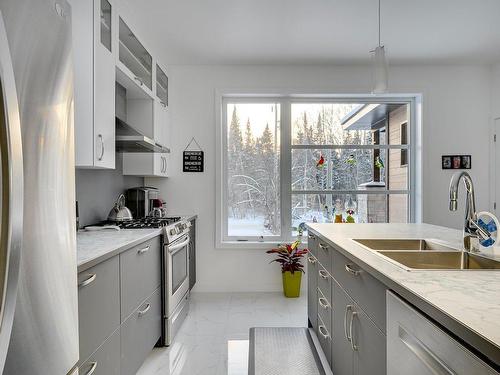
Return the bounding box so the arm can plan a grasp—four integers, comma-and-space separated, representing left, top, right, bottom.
449, 171, 490, 252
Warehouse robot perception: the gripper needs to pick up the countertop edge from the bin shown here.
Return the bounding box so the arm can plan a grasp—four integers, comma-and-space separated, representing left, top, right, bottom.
306, 225, 500, 370
77, 229, 162, 273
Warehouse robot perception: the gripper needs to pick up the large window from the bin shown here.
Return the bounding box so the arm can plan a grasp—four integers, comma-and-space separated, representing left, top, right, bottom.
218, 96, 417, 246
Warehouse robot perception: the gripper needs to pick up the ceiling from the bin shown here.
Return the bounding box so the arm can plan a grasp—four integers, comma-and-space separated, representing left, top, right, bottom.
120, 0, 500, 65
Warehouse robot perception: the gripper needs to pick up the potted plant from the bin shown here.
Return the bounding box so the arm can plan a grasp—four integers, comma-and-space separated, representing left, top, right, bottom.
266, 240, 308, 298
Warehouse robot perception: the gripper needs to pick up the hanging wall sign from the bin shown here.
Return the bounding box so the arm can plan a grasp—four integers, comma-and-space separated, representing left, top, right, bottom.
183, 137, 204, 172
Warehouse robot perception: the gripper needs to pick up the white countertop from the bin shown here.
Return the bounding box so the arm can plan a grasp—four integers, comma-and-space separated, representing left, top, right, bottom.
306, 223, 500, 365
77, 228, 162, 272
76, 214, 197, 272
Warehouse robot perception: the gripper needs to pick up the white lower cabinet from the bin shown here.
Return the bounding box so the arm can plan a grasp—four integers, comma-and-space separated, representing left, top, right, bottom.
122, 152, 169, 177
387, 292, 497, 375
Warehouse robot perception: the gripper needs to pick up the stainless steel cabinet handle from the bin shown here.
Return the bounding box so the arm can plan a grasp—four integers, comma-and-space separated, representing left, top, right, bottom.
318, 270, 329, 280
345, 264, 361, 276
134, 76, 143, 86
308, 234, 315, 240
318, 297, 330, 310
160, 100, 167, 107
84, 361, 97, 375
97, 134, 104, 161
161, 156, 165, 173
78, 274, 96, 288
349, 311, 358, 351
138, 303, 151, 317
398, 326, 455, 375
318, 243, 328, 251
307, 256, 317, 264
162, 156, 167, 173
318, 325, 330, 340
137, 245, 150, 254
344, 304, 353, 341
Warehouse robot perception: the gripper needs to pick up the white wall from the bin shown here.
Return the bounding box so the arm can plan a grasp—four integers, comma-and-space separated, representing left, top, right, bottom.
146, 64, 492, 292
491, 64, 500, 119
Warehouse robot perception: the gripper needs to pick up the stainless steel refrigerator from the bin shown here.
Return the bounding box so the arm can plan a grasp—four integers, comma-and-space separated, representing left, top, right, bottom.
0, 0, 79, 374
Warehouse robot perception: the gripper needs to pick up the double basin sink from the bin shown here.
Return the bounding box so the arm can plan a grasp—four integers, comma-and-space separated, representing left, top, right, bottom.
352, 239, 500, 271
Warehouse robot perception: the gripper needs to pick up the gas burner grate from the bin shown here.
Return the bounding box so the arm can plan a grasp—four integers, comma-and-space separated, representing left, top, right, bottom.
99, 217, 182, 229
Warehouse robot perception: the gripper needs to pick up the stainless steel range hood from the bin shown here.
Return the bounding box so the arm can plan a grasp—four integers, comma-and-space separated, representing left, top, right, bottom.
115, 117, 170, 153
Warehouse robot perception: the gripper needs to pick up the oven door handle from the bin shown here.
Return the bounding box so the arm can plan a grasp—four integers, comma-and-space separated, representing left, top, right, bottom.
168, 236, 190, 254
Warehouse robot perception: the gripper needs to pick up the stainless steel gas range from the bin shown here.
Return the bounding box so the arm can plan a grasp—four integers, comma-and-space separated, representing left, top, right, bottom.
99, 216, 191, 346
162, 219, 192, 346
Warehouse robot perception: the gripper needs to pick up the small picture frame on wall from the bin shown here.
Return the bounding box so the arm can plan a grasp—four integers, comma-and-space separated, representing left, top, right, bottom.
442, 155, 471, 170
442, 156, 452, 169
461, 155, 471, 169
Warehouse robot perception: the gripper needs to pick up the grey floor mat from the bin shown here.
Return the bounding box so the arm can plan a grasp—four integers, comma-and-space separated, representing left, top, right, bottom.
248, 327, 326, 375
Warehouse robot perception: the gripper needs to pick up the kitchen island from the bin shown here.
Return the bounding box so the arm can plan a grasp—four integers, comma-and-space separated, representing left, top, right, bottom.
306, 223, 500, 373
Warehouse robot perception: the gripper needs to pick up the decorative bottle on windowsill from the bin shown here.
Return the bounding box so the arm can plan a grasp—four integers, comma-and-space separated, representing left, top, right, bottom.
345, 196, 357, 223
334, 198, 343, 223
266, 240, 308, 298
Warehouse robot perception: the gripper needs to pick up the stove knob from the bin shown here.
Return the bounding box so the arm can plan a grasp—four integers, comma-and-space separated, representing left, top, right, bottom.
169, 228, 176, 236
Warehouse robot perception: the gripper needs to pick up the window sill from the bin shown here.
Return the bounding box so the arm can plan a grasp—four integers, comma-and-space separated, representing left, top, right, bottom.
216, 241, 281, 250
216, 239, 309, 250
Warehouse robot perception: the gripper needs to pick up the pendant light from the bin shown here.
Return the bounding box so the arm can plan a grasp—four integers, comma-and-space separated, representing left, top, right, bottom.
371, 0, 388, 94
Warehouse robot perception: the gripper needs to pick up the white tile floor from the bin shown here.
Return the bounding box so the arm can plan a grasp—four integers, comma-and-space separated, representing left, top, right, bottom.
137, 292, 307, 375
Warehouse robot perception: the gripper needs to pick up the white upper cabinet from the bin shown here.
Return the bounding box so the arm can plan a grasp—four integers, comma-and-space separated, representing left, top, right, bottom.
122, 63, 171, 178
72, 0, 116, 169
154, 64, 170, 148
117, 17, 154, 98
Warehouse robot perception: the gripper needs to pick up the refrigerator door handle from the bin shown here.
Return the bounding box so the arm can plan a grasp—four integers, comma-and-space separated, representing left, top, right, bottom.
0, 10, 23, 374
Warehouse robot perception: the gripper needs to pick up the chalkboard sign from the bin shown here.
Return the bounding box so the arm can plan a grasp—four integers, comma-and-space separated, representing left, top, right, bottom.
183, 151, 204, 172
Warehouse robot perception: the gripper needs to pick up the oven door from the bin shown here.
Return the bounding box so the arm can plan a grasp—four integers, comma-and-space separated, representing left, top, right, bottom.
166, 235, 190, 315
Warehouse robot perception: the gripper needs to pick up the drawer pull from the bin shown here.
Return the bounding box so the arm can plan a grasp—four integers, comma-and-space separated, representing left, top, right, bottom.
318, 243, 328, 251
318, 325, 330, 340
137, 245, 150, 254
134, 76, 144, 86
307, 256, 317, 264
345, 264, 361, 276
138, 303, 151, 317
398, 326, 455, 375
78, 273, 96, 288
84, 362, 97, 375
318, 297, 330, 310
318, 270, 329, 280
344, 304, 353, 341
349, 311, 358, 351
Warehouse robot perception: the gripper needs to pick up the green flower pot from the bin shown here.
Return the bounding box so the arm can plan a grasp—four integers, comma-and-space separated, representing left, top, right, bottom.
282, 271, 302, 298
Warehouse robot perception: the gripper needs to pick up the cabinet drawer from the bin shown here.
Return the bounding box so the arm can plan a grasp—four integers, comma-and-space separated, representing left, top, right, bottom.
307, 232, 318, 257
121, 288, 162, 375
387, 292, 497, 375
79, 328, 120, 375
332, 249, 386, 332
78, 256, 120, 365
317, 264, 332, 303
316, 238, 332, 270
317, 314, 332, 368
317, 288, 332, 334
120, 236, 161, 321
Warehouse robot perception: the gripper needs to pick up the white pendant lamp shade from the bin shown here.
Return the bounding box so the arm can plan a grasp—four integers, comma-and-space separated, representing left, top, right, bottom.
371, 45, 388, 94
371, 0, 388, 94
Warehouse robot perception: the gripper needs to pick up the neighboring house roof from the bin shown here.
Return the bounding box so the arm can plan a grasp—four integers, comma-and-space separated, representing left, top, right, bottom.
341, 103, 404, 131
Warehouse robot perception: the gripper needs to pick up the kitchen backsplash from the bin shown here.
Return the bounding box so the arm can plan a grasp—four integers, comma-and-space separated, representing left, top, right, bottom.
75, 153, 143, 227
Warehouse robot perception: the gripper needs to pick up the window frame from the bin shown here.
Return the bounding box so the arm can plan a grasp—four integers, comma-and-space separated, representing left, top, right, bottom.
216, 92, 422, 249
